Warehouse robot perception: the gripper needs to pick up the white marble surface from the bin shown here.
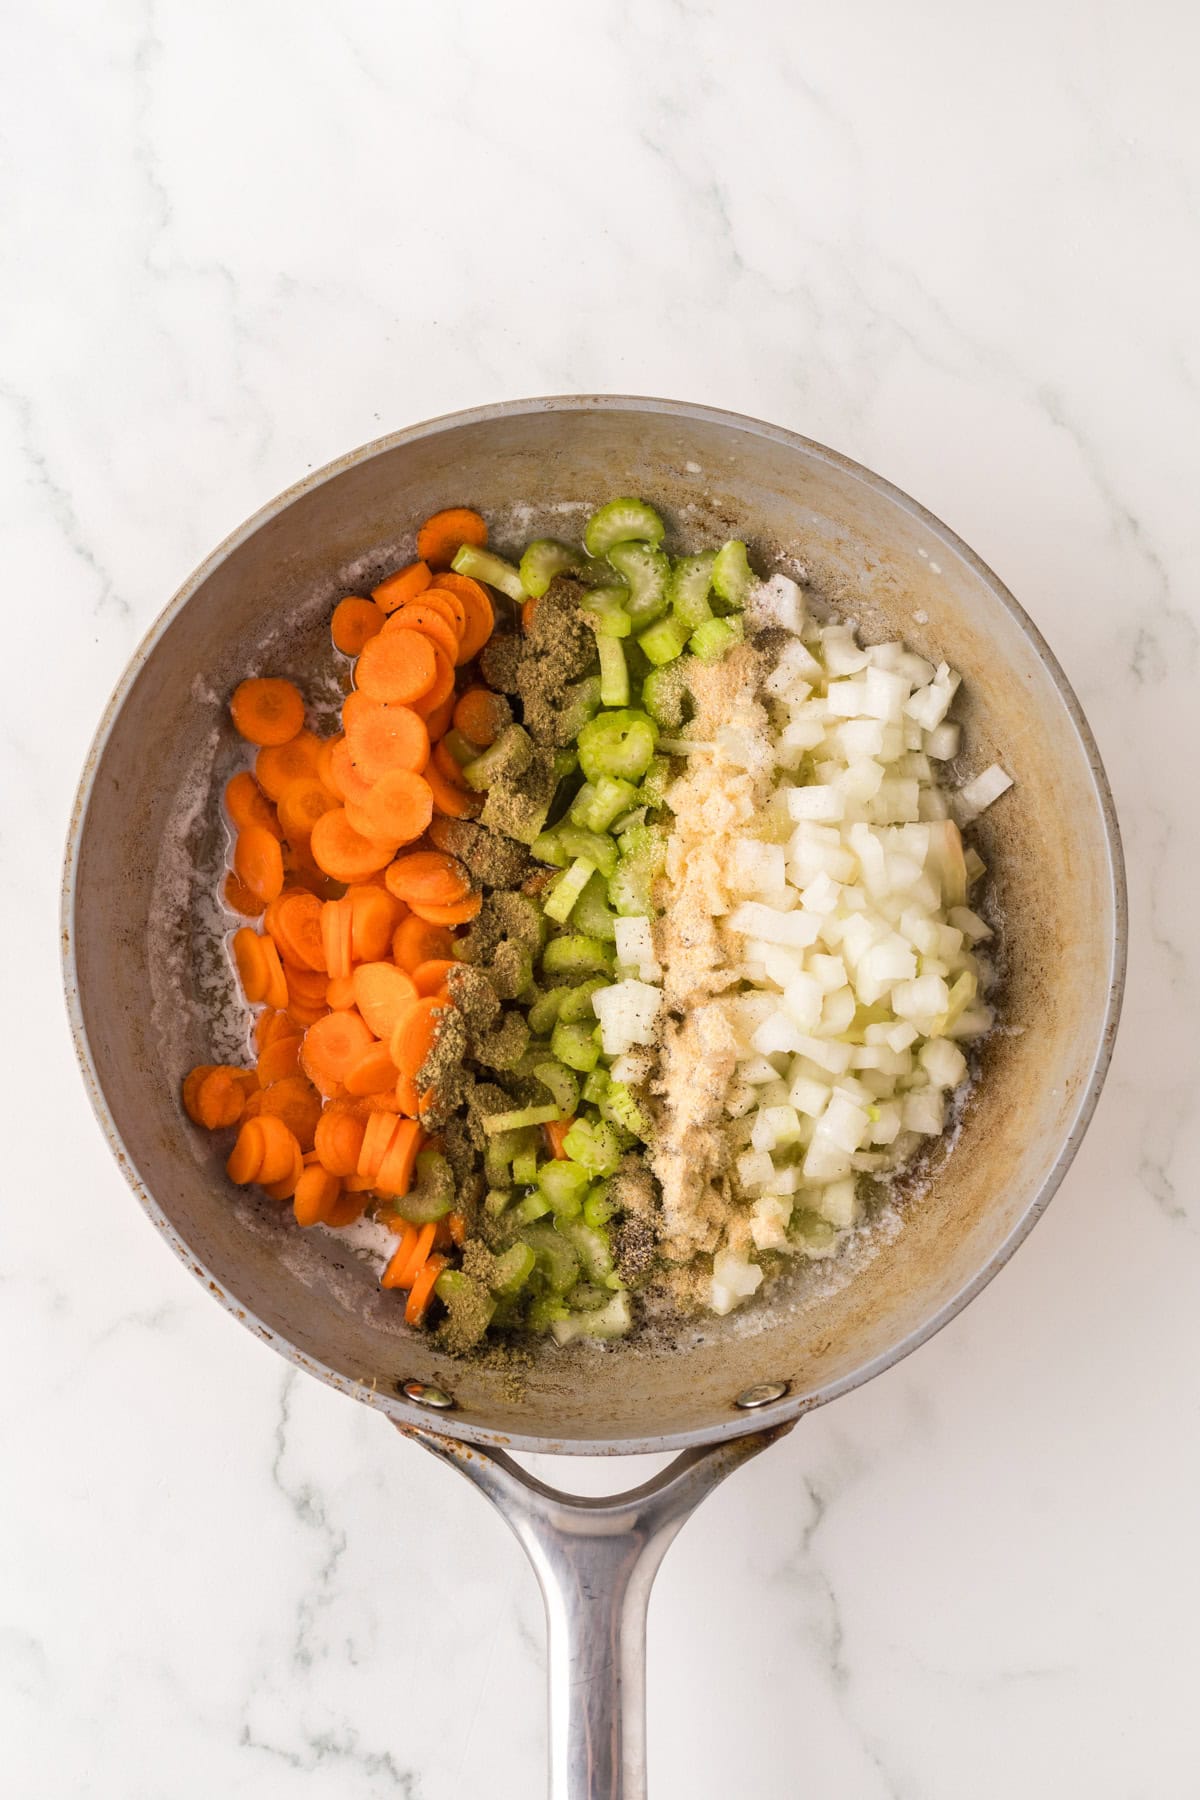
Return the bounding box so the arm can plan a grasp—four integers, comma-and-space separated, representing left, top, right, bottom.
4, 2, 1197, 1794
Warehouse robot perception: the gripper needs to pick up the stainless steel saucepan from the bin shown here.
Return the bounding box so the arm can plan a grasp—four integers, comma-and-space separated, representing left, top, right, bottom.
63, 397, 1126, 1799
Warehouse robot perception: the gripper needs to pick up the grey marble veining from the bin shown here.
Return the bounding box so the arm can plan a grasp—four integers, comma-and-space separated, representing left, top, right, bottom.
4, 1, 1198, 1794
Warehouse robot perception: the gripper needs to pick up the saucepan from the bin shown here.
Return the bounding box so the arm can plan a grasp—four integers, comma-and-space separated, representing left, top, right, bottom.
63, 397, 1126, 1799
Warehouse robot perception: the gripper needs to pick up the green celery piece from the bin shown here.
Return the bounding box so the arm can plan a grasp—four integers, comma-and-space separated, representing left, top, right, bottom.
569, 775, 640, 834
640, 661, 692, 732
608, 856, 653, 918
577, 710, 658, 784
606, 540, 670, 627
515, 1191, 552, 1225
544, 856, 597, 926
598, 635, 630, 706
519, 1221, 582, 1293
526, 1293, 570, 1333
519, 538, 582, 598
442, 727, 481, 767
510, 1148, 539, 1186
689, 616, 744, 663
556, 824, 617, 878
537, 1171, 586, 1220
537, 1159, 590, 1204
555, 1216, 616, 1283
580, 585, 633, 638
583, 1185, 615, 1228
562, 1117, 623, 1177
637, 615, 690, 667
490, 1241, 538, 1295
484, 1186, 513, 1216
432, 1270, 496, 1348
711, 539, 756, 609
533, 1060, 581, 1116
483, 1102, 560, 1134
550, 1291, 632, 1343
391, 1151, 455, 1224
530, 829, 568, 868
558, 676, 603, 743
571, 871, 618, 943
452, 543, 528, 602
669, 550, 717, 629
581, 1067, 609, 1106
551, 1018, 601, 1073
557, 976, 606, 1024
527, 986, 568, 1037
462, 723, 534, 791
598, 1079, 649, 1140
583, 498, 665, 558
606, 805, 646, 837
542, 934, 614, 977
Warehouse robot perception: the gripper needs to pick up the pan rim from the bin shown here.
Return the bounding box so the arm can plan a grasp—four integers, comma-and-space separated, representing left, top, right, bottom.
61, 394, 1128, 1455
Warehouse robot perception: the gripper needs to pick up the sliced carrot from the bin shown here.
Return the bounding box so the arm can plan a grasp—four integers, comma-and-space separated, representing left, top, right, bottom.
358, 1110, 400, 1180
255, 1009, 296, 1052
326, 738, 375, 810
433, 573, 494, 665
310, 808, 396, 883
347, 884, 401, 961
320, 896, 355, 981
425, 756, 483, 819
345, 1041, 401, 1097
383, 850, 471, 909
314, 1108, 367, 1177
255, 1116, 303, 1185
383, 605, 459, 665
261, 1140, 305, 1199
388, 995, 446, 1080
233, 927, 271, 1003
452, 686, 507, 748
544, 1118, 573, 1160
381, 1224, 419, 1288
376, 1118, 424, 1197
280, 963, 327, 1006
432, 740, 471, 791
227, 1119, 266, 1183
315, 735, 344, 796
293, 1164, 341, 1226
325, 1190, 368, 1225
225, 771, 283, 837
393, 1220, 439, 1288
277, 778, 338, 844
359, 770, 434, 847
354, 630, 438, 706
230, 678, 305, 747
392, 916, 454, 973
266, 890, 326, 972
408, 648, 456, 720
234, 826, 285, 905
256, 731, 323, 802
260, 938, 289, 1011
408, 892, 483, 927
401, 586, 463, 637
344, 699, 430, 783
182, 1064, 219, 1123
331, 596, 385, 656
447, 1211, 468, 1248
372, 561, 433, 614
352, 961, 419, 1039
521, 597, 539, 635
325, 973, 357, 1010
405, 1253, 448, 1325
258, 1075, 323, 1148
301, 1009, 374, 1091
424, 695, 456, 741
223, 871, 267, 917
257, 1035, 302, 1086
416, 507, 487, 571
287, 1000, 329, 1033
412, 958, 457, 997
192, 1066, 245, 1130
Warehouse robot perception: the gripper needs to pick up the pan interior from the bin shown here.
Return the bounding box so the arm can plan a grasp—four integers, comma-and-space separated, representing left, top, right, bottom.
66, 401, 1123, 1451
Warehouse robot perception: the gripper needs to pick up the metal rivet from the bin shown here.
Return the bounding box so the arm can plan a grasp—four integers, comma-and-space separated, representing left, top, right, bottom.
400, 1379, 455, 1410
734, 1381, 789, 1409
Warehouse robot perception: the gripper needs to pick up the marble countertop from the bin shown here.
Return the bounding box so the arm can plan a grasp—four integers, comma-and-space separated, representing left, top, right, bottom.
5, 3, 1196, 1795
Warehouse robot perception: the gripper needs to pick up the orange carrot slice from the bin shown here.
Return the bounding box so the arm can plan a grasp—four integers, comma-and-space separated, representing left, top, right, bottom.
344, 700, 430, 783
433, 573, 494, 665
347, 884, 401, 962
310, 808, 396, 883
408, 892, 483, 927
234, 826, 285, 904
331, 596, 385, 656
223, 872, 266, 917
358, 770, 434, 847
392, 916, 454, 973
352, 961, 419, 1040
225, 771, 283, 837
277, 778, 338, 844
233, 927, 271, 1003
258, 1075, 323, 1148
383, 605, 459, 665
408, 648, 456, 719
376, 1117, 423, 1197
425, 757, 483, 819
416, 507, 487, 571
255, 1116, 303, 1185
266, 890, 326, 972
301, 1009, 374, 1091
293, 1164, 341, 1226
383, 850, 471, 909
357, 1110, 400, 1180
314, 1108, 367, 1177
411, 958, 457, 998
255, 731, 323, 801
230, 678, 305, 747
452, 686, 507, 748
227, 1119, 266, 1183
405, 1252, 448, 1325
388, 995, 445, 1080
344, 1041, 401, 1097
372, 561, 433, 614
354, 631, 438, 705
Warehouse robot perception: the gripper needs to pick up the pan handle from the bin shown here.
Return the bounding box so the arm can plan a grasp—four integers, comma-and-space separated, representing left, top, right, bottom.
399, 1420, 792, 1800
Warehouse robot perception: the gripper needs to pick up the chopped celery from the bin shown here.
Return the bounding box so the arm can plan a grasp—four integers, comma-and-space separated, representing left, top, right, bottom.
580, 585, 633, 638
583, 497, 665, 558
581, 1067, 610, 1106
544, 856, 597, 925
638, 756, 672, 807
556, 824, 617, 878
689, 616, 743, 662
519, 538, 582, 597
442, 727, 481, 767
557, 976, 606, 1023
519, 1221, 581, 1293
711, 539, 756, 609
556, 1217, 616, 1283
571, 871, 618, 942
484, 1186, 513, 1216
533, 1060, 581, 1115
566, 1282, 611, 1312
569, 775, 640, 834
669, 550, 717, 629
562, 1117, 623, 1177
433, 1269, 497, 1348
515, 1191, 552, 1225
583, 1185, 615, 1228
598, 635, 630, 706
542, 934, 614, 977
463, 723, 534, 791
510, 1148, 539, 1186
530, 829, 568, 868
558, 675, 603, 742
641, 661, 691, 732
537, 1162, 589, 1218
551, 1018, 602, 1072
637, 616, 690, 666
553, 749, 579, 782
607, 805, 647, 837
483, 1103, 560, 1134
550, 1291, 631, 1343
391, 1151, 455, 1223
609, 858, 652, 917
606, 541, 670, 626
451, 543, 528, 602
577, 710, 658, 784
598, 1079, 649, 1140
526, 1294, 570, 1333
491, 940, 533, 1002
527, 986, 568, 1037
490, 1241, 537, 1295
